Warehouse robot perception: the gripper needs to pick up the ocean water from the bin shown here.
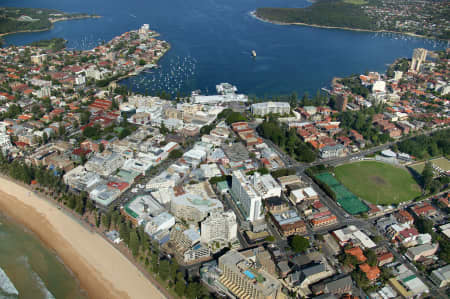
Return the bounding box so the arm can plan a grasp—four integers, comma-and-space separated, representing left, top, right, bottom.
0, 213, 87, 299
2, 0, 447, 97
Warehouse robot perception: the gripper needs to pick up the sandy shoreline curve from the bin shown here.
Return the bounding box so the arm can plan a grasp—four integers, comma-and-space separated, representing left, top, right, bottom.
0, 176, 166, 299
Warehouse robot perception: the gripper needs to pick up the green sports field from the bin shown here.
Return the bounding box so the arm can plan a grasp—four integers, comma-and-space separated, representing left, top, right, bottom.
334, 161, 421, 205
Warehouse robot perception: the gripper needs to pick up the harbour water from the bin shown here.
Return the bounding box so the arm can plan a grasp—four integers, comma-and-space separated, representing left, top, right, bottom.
0, 0, 447, 297
2, 0, 447, 97
0, 213, 87, 299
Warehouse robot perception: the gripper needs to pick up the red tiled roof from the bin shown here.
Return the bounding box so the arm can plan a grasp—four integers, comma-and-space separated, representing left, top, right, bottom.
107, 181, 129, 191
359, 263, 380, 281
345, 247, 367, 263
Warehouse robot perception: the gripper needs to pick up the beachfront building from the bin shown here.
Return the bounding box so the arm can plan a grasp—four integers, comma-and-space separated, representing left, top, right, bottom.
231, 170, 263, 222
122, 195, 164, 225
63, 166, 103, 192
251, 101, 291, 116
201, 211, 238, 244
89, 184, 121, 207
144, 212, 176, 236
218, 249, 281, 299
170, 193, 223, 223
85, 152, 124, 176
0, 123, 12, 154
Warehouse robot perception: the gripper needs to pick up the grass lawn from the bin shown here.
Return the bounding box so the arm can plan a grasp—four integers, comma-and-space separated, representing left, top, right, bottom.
408, 157, 450, 176
335, 161, 421, 205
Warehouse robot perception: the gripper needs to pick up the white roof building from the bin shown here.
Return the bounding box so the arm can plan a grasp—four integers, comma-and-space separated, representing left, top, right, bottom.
251, 173, 281, 199
63, 166, 103, 192
430, 264, 450, 288
145, 212, 176, 236
151, 187, 175, 205
200, 163, 222, 179
201, 211, 238, 244
123, 195, 164, 224
251, 101, 291, 116
146, 170, 181, 191
122, 158, 153, 175
372, 80, 386, 93
85, 152, 124, 176
289, 187, 318, 204
183, 149, 206, 167
170, 193, 224, 223
90, 184, 121, 207
333, 225, 376, 249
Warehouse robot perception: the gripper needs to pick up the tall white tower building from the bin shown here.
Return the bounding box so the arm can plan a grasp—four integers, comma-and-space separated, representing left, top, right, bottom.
231, 170, 263, 222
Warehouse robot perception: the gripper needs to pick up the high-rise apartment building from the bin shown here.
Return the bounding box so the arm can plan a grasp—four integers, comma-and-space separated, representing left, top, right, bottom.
201, 211, 237, 244
231, 170, 263, 222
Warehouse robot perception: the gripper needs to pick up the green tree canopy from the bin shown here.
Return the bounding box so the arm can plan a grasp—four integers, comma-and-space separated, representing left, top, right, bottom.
289, 235, 310, 253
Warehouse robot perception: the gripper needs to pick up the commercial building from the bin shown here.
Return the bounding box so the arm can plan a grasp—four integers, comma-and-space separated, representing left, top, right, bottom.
146, 170, 181, 192
270, 209, 307, 237
122, 195, 164, 225
277, 175, 304, 190
332, 225, 376, 249
218, 250, 281, 299
241, 247, 277, 277
390, 264, 429, 297
89, 184, 121, 207
122, 158, 152, 175
319, 144, 346, 159
286, 259, 335, 291
231, 170, 263, 222
63, 166, 103, 192
311, 275, 353, 296
183, 148, 207, 168
171, 225, 201, 250
309, 211, 338, 228
251, 101, 291, 116
184, 243, 211, 263
251, 173, 281, 199
170, 193, 223, 223
85, 152, 124, 176
430, 264, 450, 288
201, 211, 238, 244
144, 212, 175, 235
405, 243, 439, 261
265, 197, 289, 214
289, 187, 319, 204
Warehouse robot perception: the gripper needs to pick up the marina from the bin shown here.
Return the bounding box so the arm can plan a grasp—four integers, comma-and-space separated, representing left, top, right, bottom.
2, 0, 446, 97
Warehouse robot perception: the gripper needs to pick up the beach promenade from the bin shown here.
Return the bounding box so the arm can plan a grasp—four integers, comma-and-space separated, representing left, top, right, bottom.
0, 176, 166, 299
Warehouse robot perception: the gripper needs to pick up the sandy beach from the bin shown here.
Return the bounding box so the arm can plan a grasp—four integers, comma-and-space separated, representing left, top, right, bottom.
0, 176, 166, 299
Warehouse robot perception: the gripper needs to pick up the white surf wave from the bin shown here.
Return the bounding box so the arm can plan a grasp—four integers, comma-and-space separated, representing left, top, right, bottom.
0, 267, 18, 296
17, 256, 55, 299
29, 270, 55, 299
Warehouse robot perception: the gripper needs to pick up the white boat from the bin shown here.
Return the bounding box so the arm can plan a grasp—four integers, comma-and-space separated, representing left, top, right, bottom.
251, 50, 256, 57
